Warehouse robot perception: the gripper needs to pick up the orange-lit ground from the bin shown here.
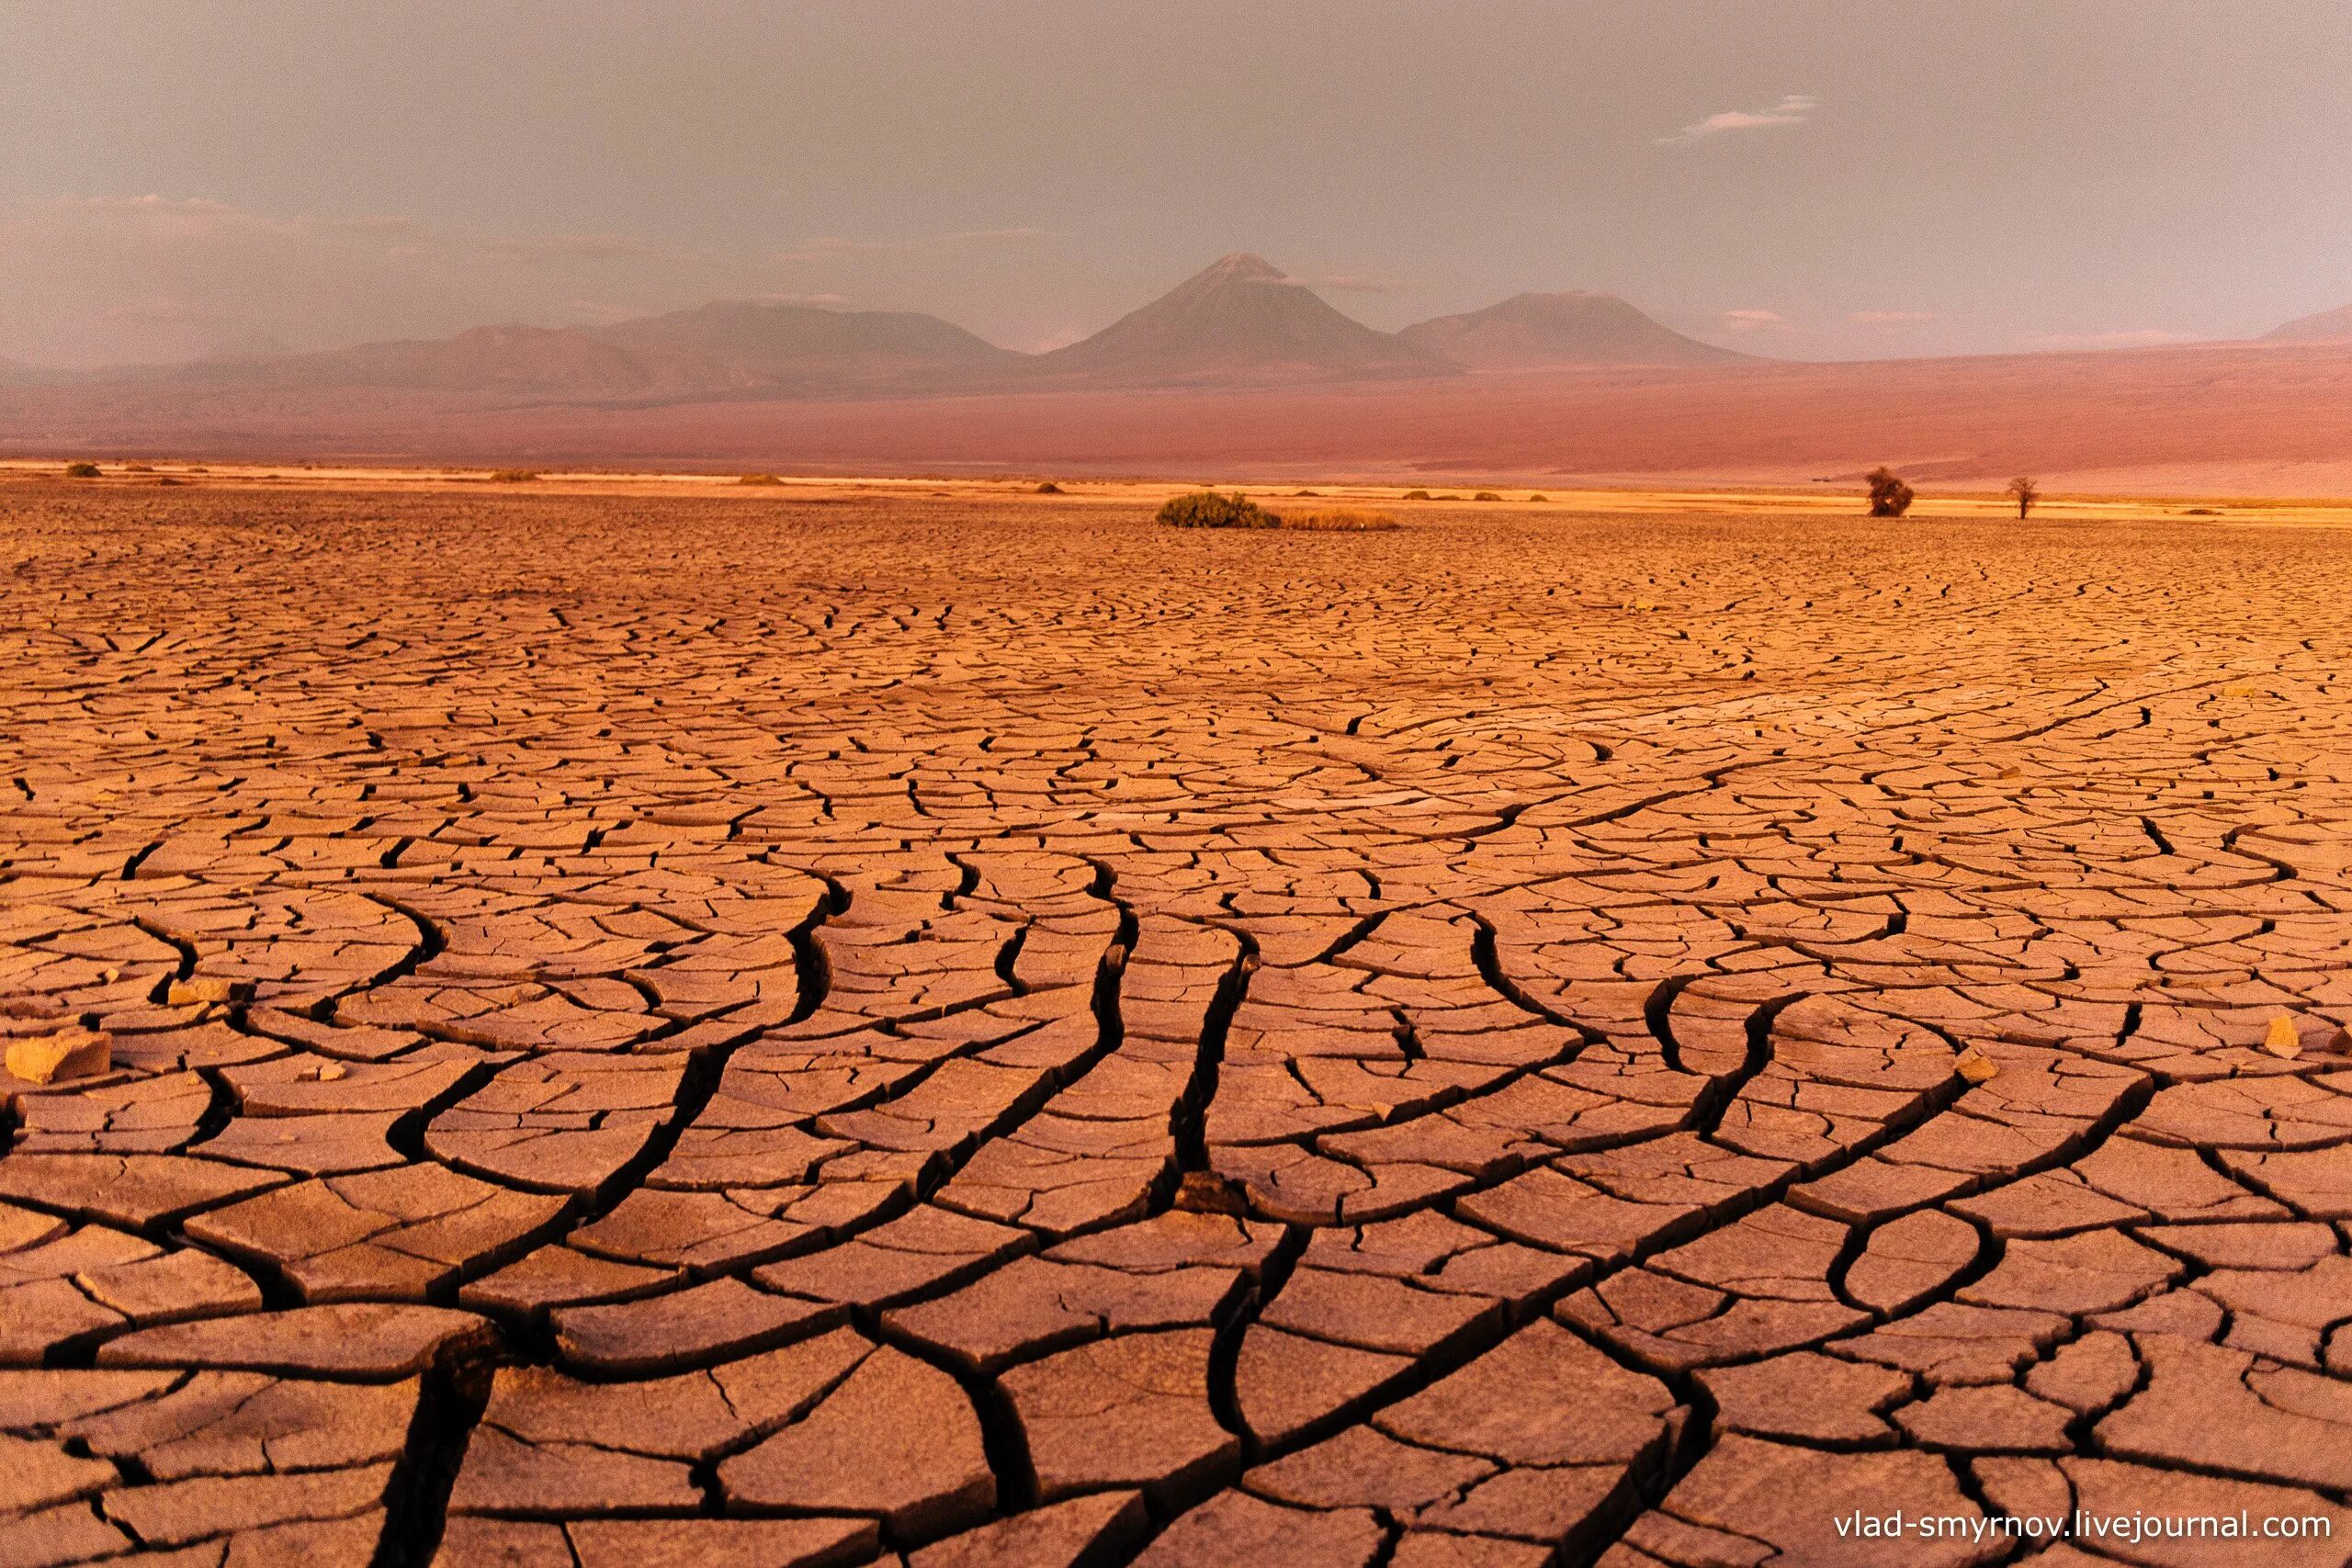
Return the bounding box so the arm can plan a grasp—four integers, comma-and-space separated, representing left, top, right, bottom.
6, 479, 2350, 1565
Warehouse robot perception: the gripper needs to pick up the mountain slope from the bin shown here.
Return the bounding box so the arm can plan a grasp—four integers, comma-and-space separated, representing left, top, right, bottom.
1034, 254, 1453, 386
177, 324, 658, 398
13, 301, 1025, 417
2263, 303, 2352, 344
585, 300, 1019, 395
1399, 291, 1750, 368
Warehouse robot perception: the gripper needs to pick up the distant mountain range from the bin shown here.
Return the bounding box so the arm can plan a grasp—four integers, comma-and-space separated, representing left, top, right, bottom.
0, 254, 1757, 412
6, 259, 2351, 494
12, 259, 2349, 413
84, 302, 1021, 403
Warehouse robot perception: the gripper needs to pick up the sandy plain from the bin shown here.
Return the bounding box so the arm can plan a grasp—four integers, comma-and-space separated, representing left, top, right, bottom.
4, 477, 2351, 1566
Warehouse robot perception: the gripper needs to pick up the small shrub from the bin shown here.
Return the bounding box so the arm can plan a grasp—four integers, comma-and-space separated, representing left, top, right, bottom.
1527, 492, 1549, 502
186, 466, 209, 474
124, 462, 154, 473
62, 462, 99, 479
2182, 507, 2220, 516
738, 472, 784, 486
1472, 491, 1503, 502
487, 468, 538, 483
156, 477, 185, 487
1283, 509, 1398, 532
1865, 466, 1914, 517
1403, 490, 1430, 500
1293, 489, 1320, 497
1035, 480, 1063, 494
1157, 491, 1279, 529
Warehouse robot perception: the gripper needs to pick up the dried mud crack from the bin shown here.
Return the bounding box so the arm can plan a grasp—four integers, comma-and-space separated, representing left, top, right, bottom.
3, 483, 2351, 1566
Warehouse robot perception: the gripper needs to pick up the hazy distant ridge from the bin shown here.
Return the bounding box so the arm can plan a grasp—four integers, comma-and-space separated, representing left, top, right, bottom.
10, 263, 2352, 492
5, 254, 1745, 407
2263, 302, 2352, 344
1399, 291, 1748, 369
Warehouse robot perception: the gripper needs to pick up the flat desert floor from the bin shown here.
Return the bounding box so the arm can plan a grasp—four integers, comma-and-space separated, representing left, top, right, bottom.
5, 480, 2351, 1567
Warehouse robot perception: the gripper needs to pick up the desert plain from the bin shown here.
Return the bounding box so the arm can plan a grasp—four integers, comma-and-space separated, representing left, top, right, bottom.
4, 472, 2352, 1567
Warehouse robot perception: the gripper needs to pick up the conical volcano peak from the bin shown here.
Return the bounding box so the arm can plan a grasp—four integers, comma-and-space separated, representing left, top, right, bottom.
1035, 252, 1453, 386
1198, 252, 1287, 283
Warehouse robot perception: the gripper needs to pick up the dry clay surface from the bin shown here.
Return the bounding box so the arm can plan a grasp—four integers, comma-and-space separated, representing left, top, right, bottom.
5, 484, 2352, 1568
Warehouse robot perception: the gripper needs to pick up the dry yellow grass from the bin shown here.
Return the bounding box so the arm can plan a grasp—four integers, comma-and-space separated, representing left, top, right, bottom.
13, 460, 2352, 528
1282, 508, 1399, 532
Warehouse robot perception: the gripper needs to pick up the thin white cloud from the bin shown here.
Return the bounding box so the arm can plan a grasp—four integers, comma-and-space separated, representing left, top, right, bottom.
1659, 95, 1816, 145
2019, 327, 2200, 350
1720, 309, 1792, 333
41, 196, 426, 246
46, 193, 241, 216
1849, 310, 1939, 326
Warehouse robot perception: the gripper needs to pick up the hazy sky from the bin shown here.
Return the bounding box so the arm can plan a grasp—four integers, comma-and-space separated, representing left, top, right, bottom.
5, 0, 2349, 367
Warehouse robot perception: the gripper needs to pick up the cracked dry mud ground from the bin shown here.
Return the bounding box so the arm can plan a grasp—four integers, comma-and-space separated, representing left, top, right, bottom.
5, 483, 2351, 1568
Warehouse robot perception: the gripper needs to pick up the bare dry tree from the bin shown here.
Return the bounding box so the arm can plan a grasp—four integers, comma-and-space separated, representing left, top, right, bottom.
1865, 467, 1915, 517
2006, 476, 2041, 519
